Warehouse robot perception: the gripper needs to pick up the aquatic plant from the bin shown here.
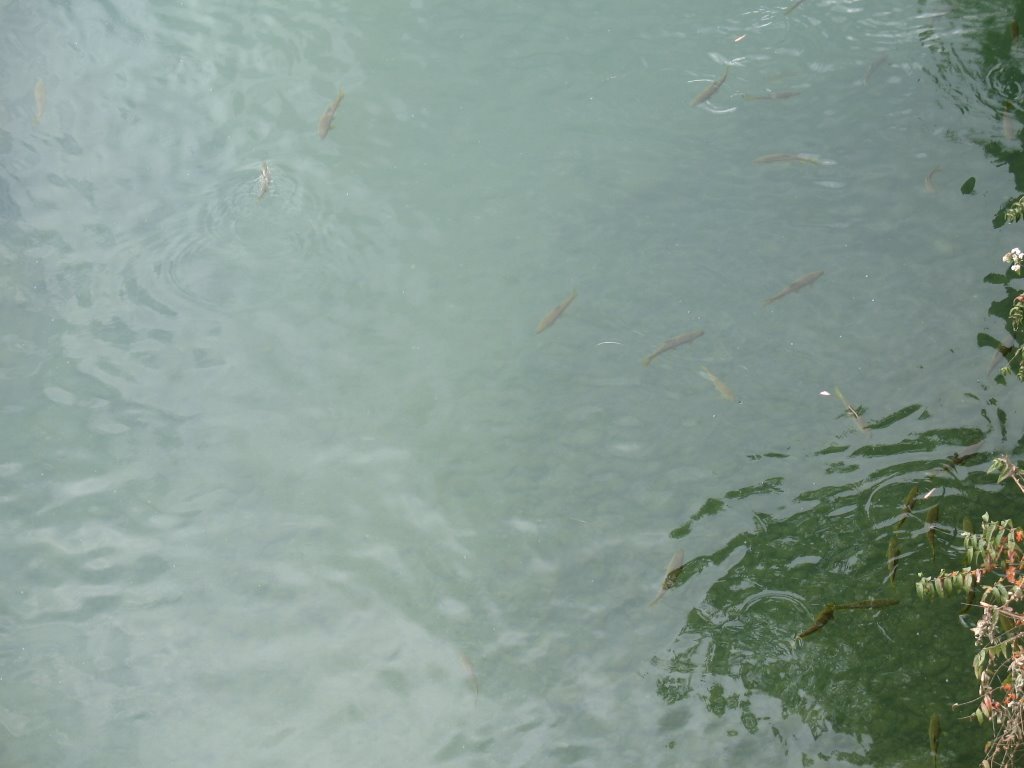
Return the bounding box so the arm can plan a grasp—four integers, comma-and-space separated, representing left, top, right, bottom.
916, 460, 1024, 768
997, 248, 1024, 381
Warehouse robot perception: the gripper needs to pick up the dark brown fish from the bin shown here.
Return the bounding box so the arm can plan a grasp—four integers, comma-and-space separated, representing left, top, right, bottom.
318, 85, 346, 139
894, 484, 919, 530
784, 0, 808, 15
535, 290, 576, 334
650, 550, 685, 606
833, 386, 869, 432
797, 604, 835, 639
763, 270, 823, 305
886, 536, 901, 584
643, 330, 704, 366
691, 67, 729, 107
929, 713, 941, 768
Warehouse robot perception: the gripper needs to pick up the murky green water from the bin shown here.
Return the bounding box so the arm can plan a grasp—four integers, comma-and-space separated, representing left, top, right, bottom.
4, 0, 1024, 765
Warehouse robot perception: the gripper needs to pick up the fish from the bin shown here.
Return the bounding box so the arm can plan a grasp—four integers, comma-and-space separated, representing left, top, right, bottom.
903, 485, 920, 513
1014, 20, 1020, 42
924, 166, 941, 193
940, 440, 985, 475
864, 55, 889, 84
33, 79, 45, 125
897, 483, 921, 532
650, 550, 685, 606
643, 330, 704, 366
894, 484, 919, 531
458, 651, 479, 702
535, 289, 576, 334
257, 161, 271, 201
318, 85, 346, 139
753, 153, 828, 166
925, 504, 940, 559
886, 536, 901, 584
691, 66, 729, 107
699, 366, 737, 402
784, 0, 808, 15
988, 338, 1015, 375
833, 386, 870, 432
763, 270, 823, 305
1004, 107, 1019, 142
741, 91, 800, 101
833, 598, 899, 610
929, 713, 941, 768
797, 604, 835, 639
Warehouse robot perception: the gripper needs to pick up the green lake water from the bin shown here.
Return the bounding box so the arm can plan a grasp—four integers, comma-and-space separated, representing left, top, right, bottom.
3, 0, 1024, 765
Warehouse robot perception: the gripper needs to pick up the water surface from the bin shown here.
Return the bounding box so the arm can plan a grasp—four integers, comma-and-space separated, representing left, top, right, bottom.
2, 0, 1022, 765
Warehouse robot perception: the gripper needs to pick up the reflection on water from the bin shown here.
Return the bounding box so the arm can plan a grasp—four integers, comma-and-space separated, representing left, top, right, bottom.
658, 398, 997, 764
3, 0, 1024, 765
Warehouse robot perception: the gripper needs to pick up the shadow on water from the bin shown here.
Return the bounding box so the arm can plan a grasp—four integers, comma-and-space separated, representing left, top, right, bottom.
654, 405, 1010, 765
651, 4, 1024, 765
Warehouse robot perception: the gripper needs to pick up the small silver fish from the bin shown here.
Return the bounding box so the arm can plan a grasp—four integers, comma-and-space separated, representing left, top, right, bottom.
257, 161, 271, 201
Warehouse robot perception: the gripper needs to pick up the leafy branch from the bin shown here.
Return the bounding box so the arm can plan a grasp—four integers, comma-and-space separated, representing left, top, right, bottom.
916, 457, 1024, 768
